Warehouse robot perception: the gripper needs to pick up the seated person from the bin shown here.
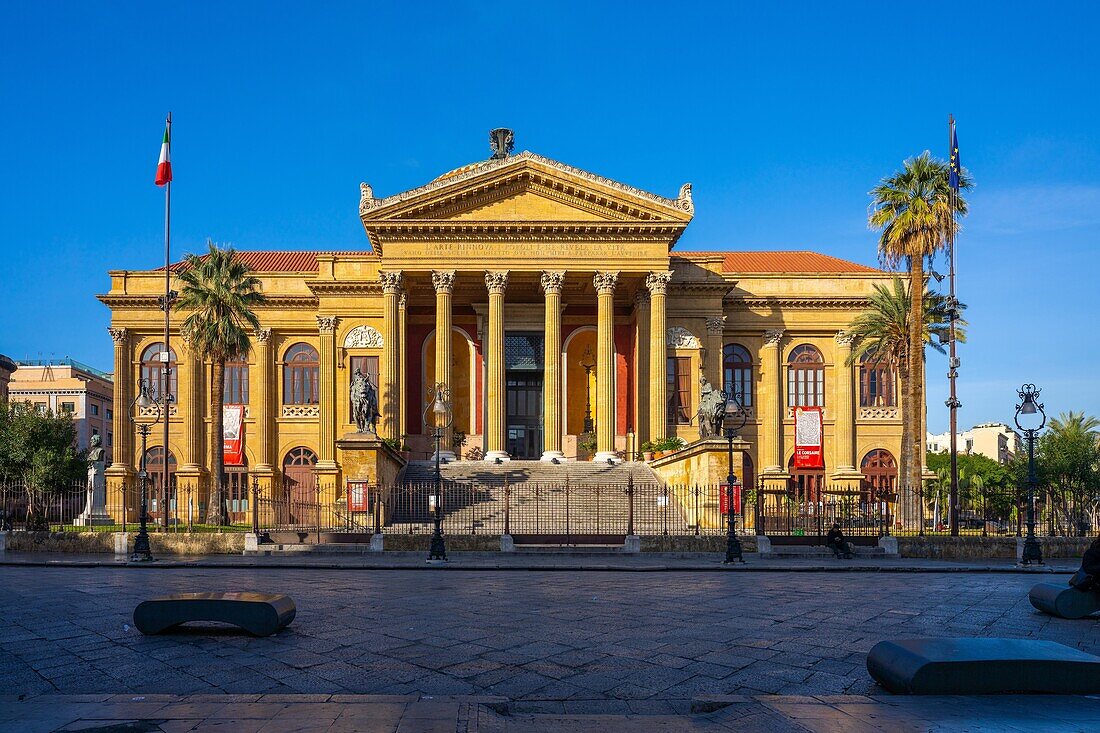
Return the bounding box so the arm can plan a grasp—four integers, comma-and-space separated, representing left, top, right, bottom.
1071, 535, 1100, 590
825, 522, 853, 559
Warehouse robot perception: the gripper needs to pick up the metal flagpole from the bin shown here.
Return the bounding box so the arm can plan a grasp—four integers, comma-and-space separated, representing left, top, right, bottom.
947, 114, 961, 536
161, 112, 175, 531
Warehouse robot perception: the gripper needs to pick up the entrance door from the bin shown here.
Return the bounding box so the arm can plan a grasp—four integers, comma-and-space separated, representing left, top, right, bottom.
507, 375, 543, 458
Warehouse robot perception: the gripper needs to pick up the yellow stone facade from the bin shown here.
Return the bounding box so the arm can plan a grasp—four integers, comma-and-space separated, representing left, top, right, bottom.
99, 148, 905, 515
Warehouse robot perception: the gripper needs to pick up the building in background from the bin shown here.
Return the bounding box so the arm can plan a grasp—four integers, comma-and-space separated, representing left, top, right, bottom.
927, 422, 1021, 464
0, 354, 15, 401
8, 359, 115, 462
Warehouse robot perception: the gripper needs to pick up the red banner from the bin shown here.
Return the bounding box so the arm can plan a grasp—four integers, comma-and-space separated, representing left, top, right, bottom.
719, 483, 742, 515
347, 481, 370, 512
793, 406, 824, 469
223, 405, 245, 466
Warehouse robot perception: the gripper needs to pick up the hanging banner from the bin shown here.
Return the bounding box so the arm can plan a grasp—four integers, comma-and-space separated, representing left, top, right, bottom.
719, 482, 742, 515
223, 405, 245, 466
347, 481, 370, 512
793, 406, 824, 469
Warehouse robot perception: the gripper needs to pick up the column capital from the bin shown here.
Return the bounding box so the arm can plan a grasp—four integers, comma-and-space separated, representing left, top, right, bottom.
399, 292, 408, 308
379, 270, 405, 294
431, 270, 457, 293
594, 271, 619, 294
485, 270, 510, 294
634, 288, 651, 306
645, 271, 672, 295
539, 270, 566, 294
834, 330, 855, 347
705, 315, 727, 335
762, 329, 785, 347
254, 327, 272, 344
316, 315, 339, 334
107, 327, 128, 344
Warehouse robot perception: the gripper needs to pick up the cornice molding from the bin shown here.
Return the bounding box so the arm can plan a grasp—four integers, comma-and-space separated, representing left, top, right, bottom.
99, 294, 320, 309
305, 281, 382, 297
727, 296, 871, 310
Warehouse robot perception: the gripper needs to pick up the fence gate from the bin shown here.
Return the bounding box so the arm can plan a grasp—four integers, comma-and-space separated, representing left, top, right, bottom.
756, 486, 889, 544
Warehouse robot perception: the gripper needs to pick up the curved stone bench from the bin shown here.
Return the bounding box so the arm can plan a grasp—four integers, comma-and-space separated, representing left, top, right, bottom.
867, 638, 1100, 694
134, 592, 295, 636
1029, 582, 1100, 619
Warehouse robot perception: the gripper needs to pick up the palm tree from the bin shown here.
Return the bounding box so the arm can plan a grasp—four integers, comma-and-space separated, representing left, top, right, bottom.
845, 276, 966, 495
175, 241, 266, 524
869, 152, 970, 496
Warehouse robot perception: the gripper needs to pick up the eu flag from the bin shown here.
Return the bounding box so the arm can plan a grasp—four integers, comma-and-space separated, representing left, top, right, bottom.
949, 125, 961, 193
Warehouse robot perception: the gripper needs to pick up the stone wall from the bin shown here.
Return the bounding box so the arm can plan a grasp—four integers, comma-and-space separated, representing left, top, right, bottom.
898, 535, 1092, 560
4, 531, 245, 555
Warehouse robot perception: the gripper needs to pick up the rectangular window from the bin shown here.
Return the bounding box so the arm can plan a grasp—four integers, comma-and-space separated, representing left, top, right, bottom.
92, 427, 99, 437
108, 432, 113, 447
60, 401, 75, 414
107, 409, 113, 420
666, 356, 692, 425
224, 363, 249, 405
860, 364, 895, 407
348, 355, 380, 417
788, 367, 825, 408
35, 402, 47, 414
90, 404, 99, 416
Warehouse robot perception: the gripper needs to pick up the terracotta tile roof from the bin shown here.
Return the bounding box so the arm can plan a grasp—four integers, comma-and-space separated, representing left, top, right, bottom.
163, 250, 366, 273
678, 250, 883, 274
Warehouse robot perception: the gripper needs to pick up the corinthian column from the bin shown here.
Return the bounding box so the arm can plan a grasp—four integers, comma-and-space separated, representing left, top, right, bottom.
594, 271, 619, 463
484, 270, 509, 462
107, 328, 132, 471
705, 316, 726, 390
634, 290, 651, 449
380, 270, 404, 440
646, 272, 672, 443
540, 271, 566, 461
252, 328, 274, 471
832, 331, 858, 477
432, 270, 457, 460
760, 329, 786, 485
316, 315, 339, 471
398, 292, 408, 440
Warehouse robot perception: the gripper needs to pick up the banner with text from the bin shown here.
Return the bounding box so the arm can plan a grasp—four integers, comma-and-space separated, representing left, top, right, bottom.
223, 405, 245, 466
793, 406, 824, 469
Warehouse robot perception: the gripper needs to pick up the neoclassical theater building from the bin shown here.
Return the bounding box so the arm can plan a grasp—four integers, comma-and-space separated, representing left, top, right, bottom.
100, 136, 907, 515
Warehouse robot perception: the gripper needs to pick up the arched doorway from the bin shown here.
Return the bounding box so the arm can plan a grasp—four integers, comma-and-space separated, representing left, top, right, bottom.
787, 456, 825, 503
224, 459, 249, 523
282, 447, 318, 523
861, 449, 897, 520
143, 447, 176, 524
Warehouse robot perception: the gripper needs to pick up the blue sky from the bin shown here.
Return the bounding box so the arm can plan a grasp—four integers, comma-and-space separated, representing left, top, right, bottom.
1, 2, 1097, 433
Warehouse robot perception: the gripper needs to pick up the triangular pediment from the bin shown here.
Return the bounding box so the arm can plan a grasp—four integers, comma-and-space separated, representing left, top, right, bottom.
359, 152, 695, 224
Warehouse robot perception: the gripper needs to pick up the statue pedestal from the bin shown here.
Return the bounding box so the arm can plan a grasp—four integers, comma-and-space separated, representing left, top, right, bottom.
75, 462, 113, 526
73, 511, 114, 527
336, 433, 408, 532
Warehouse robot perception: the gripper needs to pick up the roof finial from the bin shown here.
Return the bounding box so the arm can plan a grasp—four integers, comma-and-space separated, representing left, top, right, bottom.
489, 128, 514, 160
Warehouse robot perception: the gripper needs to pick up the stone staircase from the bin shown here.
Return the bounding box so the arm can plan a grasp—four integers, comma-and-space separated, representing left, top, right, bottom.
391, 460, 674, 543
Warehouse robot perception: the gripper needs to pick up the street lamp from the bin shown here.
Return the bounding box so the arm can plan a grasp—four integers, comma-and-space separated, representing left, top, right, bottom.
1015, 383, 1046, 566
425, 383, 453, 562
723, 387, 748, 564
580, 345, 596, 434
129, 377, 160, 562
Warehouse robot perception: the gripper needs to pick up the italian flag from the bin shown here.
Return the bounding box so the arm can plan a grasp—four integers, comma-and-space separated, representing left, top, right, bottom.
155, 120, 172, 186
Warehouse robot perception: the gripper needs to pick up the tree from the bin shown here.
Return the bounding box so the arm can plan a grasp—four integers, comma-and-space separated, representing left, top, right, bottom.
175, 241, 266, 525
0, 400, 87, 529
846, 277, 966, 496
1035, 411, 1100, 535
869, 152, 970, 498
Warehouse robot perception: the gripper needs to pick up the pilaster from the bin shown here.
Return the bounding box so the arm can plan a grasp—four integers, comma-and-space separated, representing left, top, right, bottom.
646, 272, 672, 444
398, 292, 408, 441
316, 315, 340, 476
831, 330, 861, 487
634, 290, 650, 449
594, 271, 619, 463
705, 316, 726, 392
106, 327, 134, 519
540, 271, 565, 461
760, 328, 787, 484
432, 270, 457, 460
484, 270, 509, 461
380, 270, 404, 440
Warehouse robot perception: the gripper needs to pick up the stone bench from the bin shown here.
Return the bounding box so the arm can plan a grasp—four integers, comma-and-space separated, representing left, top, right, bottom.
134, 592, 296, 636
867, 638, 1100, 694
1030, 582, 1100, 619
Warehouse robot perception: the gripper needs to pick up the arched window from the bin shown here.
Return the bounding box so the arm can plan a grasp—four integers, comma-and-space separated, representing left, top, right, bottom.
861, 449, 897, 497
722, 344, 753, 408
787, 344, 825, 408
283, 343, 319, 405
859, 353, 896, 407
140, 343, 178, 403
224, 359, 249, 405
143, 447, 177, 520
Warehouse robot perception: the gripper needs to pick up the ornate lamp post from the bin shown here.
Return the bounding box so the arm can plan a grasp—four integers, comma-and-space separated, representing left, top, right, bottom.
425, 383, 453, 562
129, 378, 160, 562
723, 387, 748, 564
580, 345, 596, 435
1015, 383, 1046, 566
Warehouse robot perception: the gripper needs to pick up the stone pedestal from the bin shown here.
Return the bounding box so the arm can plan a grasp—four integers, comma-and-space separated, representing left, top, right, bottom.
337, 432, 408, 529
75, 461, 113, 526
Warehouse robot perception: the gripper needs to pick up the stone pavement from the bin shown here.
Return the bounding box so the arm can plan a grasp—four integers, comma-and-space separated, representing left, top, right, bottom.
4, 693, 1100, 732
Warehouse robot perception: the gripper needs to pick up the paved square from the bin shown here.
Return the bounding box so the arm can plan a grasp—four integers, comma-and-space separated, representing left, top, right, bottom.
1, 567, 1093, 707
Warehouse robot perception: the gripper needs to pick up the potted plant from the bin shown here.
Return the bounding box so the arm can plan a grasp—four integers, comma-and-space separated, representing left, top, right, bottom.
452, 430, 467, 460
399, 434, 411, 460
578, 434, 597, 460
641, 440, 656, 462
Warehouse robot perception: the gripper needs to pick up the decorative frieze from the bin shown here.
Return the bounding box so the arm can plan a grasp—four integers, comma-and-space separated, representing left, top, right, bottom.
539, 271, 566, 294
316, 316, 339, 334
645, 271, 672, 295
859, 406, 899, 420
281, 404, 321, 419
666, 327, 701, 349
379, 270, 405, 293
593, 271, 619, 294
485, 270, 510, 294
432, 270, 457, 293
343, 325, 384, 349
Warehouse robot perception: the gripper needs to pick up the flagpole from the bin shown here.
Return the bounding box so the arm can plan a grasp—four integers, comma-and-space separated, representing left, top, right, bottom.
947, 114, 961, 537
161, 111, 174, 533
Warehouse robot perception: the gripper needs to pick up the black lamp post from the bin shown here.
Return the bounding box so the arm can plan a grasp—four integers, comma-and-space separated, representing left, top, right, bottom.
129, 378, 160, 562
425, 383, 453, 562
723, 387, 748, 564
580, 345, 596, 435
1015, 383, 1046, 566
